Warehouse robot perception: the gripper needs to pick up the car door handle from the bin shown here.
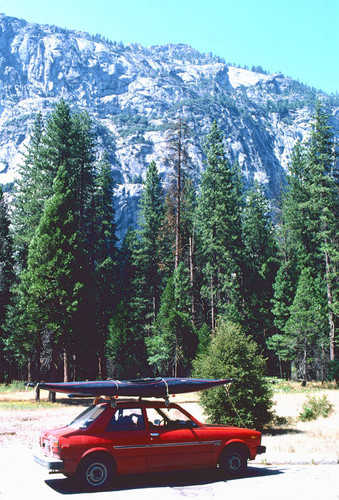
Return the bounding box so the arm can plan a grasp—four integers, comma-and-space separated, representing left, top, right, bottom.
150, 433, 159, 437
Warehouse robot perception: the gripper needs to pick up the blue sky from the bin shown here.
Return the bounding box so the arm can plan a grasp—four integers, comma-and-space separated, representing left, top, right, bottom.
0, 0, 337, 94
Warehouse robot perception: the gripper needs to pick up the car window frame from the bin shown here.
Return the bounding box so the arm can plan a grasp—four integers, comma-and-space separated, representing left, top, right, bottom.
105, 406, 146, 432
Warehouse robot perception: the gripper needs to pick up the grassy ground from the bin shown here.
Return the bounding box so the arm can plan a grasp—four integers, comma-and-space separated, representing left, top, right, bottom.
0, 380, 338, 458
262, 381, 339, 456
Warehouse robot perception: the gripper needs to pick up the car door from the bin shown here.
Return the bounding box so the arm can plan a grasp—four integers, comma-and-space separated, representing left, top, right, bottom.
104, 407, 148, 474
146, 406, 212, 471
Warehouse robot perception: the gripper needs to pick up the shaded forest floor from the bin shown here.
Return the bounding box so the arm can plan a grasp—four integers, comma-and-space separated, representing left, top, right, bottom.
0, 382, 338, 460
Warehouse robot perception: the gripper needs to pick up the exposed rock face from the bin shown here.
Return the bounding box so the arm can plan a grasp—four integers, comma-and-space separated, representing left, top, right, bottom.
0, 14, 338, 237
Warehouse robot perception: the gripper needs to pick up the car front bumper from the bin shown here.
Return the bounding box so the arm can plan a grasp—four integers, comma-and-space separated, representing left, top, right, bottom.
33, 450, 64, 471
257, 445, 266, 455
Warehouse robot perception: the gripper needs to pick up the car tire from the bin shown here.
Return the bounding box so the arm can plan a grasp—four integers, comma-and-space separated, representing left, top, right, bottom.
77, 453, 116, 490
218, 445, 248, 477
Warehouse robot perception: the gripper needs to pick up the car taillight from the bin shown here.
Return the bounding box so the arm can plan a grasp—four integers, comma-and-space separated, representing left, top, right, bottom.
51, 439, 60, 455
41, 437, 50, 453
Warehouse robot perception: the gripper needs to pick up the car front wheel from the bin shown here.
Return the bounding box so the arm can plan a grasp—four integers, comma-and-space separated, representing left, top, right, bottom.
77, 453, 115, 490
218, 445, 248, 477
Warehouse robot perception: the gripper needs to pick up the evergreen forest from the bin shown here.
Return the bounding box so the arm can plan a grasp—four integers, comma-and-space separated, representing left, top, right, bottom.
0, 100, 338, 386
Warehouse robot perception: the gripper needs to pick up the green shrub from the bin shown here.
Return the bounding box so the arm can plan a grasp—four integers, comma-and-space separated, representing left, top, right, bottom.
299, 394, 334, 421
0, 381, 27, 393
193, 319, 273, 429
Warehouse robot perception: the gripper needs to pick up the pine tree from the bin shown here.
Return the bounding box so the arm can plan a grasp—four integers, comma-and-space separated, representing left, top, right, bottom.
11, 113, 46, 270
72, 111, 96, 238
269, 255, 298, 377
146, 277, 198, 376
18, 165, 94, 381
133, 161, 165, 323
284, 268, 328, 383
41, 99, 76, 178
306, 103, 338, 361
42, 101, 97, 238
93, 153, 119, 378
282, 140, 318, 269
107, 229, 148, 378
271, 104, 338, 378
159, 191, 176, 278
11, 103, 97, 277
241, 182, 278, 352
165, 119, 191, 268
0, 187, 15, 381
180, 178, 198, 325
196, 122, 243, 331
110, 161, 166, 377
270, 141, 308, 373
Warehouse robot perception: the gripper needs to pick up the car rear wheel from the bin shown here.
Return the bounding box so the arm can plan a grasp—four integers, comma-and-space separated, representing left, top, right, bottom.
77, 453, 115, 490
218, 445, 248, 477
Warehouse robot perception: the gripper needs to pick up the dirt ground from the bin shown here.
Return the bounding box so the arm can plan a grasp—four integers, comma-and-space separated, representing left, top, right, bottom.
0, 387, 338, 459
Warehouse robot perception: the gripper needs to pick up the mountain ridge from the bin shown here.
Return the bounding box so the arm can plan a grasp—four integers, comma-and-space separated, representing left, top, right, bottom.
0, 13, 338, 238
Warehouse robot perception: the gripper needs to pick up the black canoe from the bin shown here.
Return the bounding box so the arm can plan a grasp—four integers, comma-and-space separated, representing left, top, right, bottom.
34, 377, 235, 398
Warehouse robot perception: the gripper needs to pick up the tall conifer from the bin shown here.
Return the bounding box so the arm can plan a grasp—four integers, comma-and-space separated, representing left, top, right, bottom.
0, 187, 15, 381
241, 182, 278, 352
196, 122, 243, 331
11, 113, 46, 270
133, 161, 165, 323
306, 103, 338, 361
272, 104, 338, 378
93, 153, 119, 378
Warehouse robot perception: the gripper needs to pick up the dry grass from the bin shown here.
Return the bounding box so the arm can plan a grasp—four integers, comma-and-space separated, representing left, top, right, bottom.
262, 388, 339, 455
0, 383, 338, 458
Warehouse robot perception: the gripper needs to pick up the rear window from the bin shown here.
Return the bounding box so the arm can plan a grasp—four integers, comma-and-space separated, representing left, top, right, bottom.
68, 405, 106, 429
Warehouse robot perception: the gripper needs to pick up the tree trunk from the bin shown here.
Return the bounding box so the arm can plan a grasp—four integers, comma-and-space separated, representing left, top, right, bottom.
325, 250, 336, 361
0, 355, 3, 383
98, 334, 107, 380
175, 119, 182, 269
211, 275, 215, 334
48, 391, 56, 403
35, 386, 40, 402
63, 347, 69, 382
50, 341, 58, 382
302, 347, 307, 386
189, 235, 196, 326
35, 344, 41, 383
27, 356, 32, 383
72, 354, 76, 381
173, 343, 178, 377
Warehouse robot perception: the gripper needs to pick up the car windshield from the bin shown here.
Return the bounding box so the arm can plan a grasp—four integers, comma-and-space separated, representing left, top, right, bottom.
68, 405, 106, 429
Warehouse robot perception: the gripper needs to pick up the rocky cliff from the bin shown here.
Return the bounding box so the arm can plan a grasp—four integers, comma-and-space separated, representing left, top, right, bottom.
0, 14, 338, 238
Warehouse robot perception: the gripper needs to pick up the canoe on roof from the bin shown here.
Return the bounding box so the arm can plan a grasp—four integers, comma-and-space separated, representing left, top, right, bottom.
34, 377, 235, 398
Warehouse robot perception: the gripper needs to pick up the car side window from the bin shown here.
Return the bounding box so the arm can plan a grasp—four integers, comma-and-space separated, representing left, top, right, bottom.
146, 407, 198, 430
106, 408, 145, 431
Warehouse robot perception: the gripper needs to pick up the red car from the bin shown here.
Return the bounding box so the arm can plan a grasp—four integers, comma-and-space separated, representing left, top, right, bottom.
34, 398, 266, 489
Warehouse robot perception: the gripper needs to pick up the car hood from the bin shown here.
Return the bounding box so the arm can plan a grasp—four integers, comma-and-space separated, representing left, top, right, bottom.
204, 424, 261, 435
204, 424, 243, 429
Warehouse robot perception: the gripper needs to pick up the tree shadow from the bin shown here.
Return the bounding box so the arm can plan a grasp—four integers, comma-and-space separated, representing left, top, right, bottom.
263, 428, 304, 436
45, 466, 284, 495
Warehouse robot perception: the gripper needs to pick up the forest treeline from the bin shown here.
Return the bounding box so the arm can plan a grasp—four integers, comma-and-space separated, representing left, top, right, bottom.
0, 100, 338, 384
